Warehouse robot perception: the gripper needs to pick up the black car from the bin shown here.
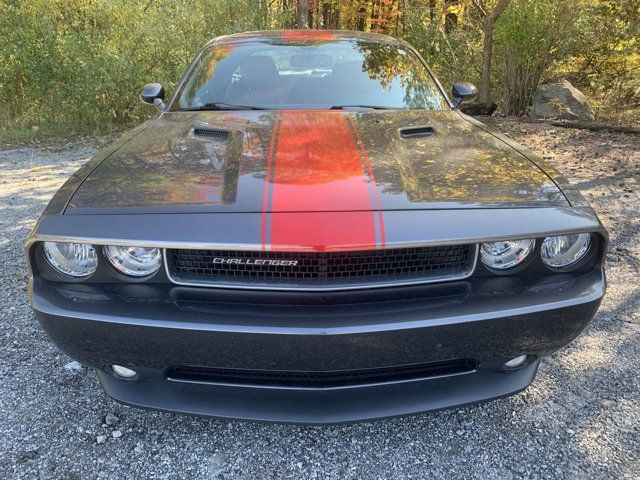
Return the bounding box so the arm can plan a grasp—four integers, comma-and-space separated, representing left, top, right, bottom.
26, 30, 607, 424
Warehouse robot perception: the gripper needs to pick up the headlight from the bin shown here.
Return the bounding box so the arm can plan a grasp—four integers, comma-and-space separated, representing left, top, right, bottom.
541, 233, 591, 268
480, 239, 535, 270
105, 245, 161, 277
43, 242, 98, 277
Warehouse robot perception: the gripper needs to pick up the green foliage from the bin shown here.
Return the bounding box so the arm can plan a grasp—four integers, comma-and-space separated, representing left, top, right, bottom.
0, 0, 283, 137
566, 0, 640, 116
401, 4, 483, 92
0, 0, 637, 141
493, 0, 585, 115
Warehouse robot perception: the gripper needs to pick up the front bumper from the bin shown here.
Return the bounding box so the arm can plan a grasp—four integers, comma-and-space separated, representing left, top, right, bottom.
98, 361, 539, 424
31, 266, 604, 424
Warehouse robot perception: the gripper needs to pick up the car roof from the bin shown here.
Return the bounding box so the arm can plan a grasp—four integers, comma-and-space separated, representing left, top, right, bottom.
205, 30, 405, 48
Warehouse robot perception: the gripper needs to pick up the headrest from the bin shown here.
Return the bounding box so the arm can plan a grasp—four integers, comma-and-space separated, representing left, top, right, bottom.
240, 56, 279, 83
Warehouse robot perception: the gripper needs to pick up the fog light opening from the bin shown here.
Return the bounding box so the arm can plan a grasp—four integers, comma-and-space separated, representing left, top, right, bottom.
504, 355, 528, 370
111, 365, 138, 379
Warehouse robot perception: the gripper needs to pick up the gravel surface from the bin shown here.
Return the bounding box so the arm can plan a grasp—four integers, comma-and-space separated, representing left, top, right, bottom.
1, 122, 638, 479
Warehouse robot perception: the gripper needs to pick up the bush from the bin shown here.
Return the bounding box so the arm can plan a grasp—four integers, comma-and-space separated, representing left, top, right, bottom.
492, 0, 584, 116
402, 5, 483, 94
564, 0, 640, 119
0, 0, 282, 137
1, 0, 637, 139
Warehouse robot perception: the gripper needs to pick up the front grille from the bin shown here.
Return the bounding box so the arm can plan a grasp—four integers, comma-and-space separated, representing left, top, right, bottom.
165, 359, 478, 389
165, 244, 477, 290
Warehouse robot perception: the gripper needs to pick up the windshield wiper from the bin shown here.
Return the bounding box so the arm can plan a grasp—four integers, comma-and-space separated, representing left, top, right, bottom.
330, 105, 401, 110
179, 102, 267, 111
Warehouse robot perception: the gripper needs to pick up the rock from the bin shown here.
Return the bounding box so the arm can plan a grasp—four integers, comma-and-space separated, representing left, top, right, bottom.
64, 361, 84, 373
111, 430, 123, 439
104, 413, 119, 426
532, 79, 595, 121
207, 453, 227, 476
96, 435, 107, 444
19, 445, 39, 461
460, 101, 498, 116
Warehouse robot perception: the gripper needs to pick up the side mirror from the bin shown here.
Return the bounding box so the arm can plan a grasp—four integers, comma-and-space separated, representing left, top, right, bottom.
140, 83, 165, 111
451, 82, 478, 107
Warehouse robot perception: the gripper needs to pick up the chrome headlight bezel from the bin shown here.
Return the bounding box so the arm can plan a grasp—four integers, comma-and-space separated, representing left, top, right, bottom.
105, 245, 162, 277
42, 241, 98, 278
480, 238, 536, 272
541, 233, 592, 269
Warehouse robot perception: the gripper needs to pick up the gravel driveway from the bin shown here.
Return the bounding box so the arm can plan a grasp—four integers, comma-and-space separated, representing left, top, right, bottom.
1, 120, 638, 479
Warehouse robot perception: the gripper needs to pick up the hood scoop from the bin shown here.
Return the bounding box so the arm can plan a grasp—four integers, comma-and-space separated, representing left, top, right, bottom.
399, 125, 435, 139
66, 110, 568, 214
192, 127, 230, 140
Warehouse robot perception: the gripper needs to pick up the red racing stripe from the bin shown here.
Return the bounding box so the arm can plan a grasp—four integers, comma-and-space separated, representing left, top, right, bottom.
267, 111, 377, 252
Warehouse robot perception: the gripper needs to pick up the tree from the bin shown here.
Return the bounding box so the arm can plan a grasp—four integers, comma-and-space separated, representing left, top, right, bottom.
478, 0, 512, 103
297, 0, 310, 28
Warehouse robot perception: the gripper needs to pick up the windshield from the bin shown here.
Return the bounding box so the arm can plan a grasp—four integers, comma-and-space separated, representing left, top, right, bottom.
173, 40, 448, 111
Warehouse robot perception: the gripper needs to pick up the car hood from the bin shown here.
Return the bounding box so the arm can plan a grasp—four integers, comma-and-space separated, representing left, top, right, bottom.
67, 110, 567, 214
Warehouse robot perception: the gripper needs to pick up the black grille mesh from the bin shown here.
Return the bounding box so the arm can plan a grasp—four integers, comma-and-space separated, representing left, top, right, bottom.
192, 127, 229, 139
399, 125, 435, 139
166, 244, 475, 289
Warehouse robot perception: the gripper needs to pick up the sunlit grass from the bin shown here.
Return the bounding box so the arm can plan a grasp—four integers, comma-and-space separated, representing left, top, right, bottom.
0, 116, 130, 145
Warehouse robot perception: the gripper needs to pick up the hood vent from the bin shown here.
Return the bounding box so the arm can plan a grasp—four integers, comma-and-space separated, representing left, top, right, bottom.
399, 125, 435, 139
193, 127, 230, 140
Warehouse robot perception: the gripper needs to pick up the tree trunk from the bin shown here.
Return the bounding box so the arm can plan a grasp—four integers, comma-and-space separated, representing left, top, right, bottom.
297, 0, 309, 28
479, 0, 511, 103
357, 4, 367, 31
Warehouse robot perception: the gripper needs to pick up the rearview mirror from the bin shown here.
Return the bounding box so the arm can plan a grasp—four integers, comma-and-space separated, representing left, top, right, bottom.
451, 82, 478, 107
140, 83, 165, 111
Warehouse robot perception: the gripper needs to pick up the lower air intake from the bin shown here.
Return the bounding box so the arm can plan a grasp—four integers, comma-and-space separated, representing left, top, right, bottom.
165, 359, 478, 389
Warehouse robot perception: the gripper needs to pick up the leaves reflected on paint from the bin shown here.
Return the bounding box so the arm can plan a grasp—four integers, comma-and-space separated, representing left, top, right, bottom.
352, 110, 565, 205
